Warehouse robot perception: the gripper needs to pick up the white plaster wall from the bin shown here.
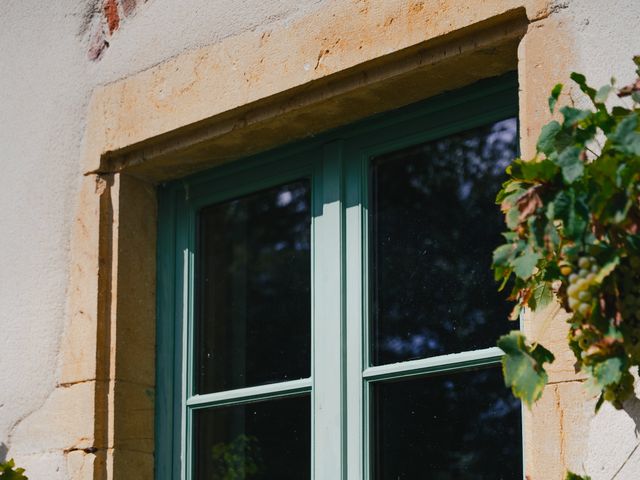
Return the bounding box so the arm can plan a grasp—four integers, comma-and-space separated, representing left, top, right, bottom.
0, 0, 639, 478
0, 0, 329, 476
557, 2, 640, 478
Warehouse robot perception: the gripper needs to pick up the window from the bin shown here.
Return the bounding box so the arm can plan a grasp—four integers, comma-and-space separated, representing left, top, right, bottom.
156, 74, 522, 479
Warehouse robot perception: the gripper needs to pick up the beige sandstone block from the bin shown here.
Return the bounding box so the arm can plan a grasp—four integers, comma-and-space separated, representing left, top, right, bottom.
523, 301, 586, 384
517, 13, 575, 159
59, 176, 107, 385
111, 448, 154, 480
112, 380, 155, 454
83, 0, 554, 176
524, 381, 594, 480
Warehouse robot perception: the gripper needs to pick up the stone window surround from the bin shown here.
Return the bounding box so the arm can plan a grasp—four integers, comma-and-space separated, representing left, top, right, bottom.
59, 2, 582, 478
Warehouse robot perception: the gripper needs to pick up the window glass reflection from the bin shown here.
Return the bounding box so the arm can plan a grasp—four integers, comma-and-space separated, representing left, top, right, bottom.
370, 119, 518, 364
196, 180, 311, 393
372, 367, 522, 479
193, 396, 310, 479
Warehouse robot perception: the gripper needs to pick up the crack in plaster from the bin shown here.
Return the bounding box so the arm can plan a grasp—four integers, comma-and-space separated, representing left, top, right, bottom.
611, 441, 640, 479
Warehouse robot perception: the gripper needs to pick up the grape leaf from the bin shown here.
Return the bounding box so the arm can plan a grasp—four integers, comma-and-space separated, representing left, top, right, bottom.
595, 84, 614, 104
566, 472, 591, 480
570, 72, 597, 101
556, 146, 584, 183
498, 332, 555, 407
586, 357, 623, 392
0, 459, 28, 480
609, 113, 640, 155
592, 257, 619, 284
560, 106, 591, 127
537, 121, 561, 155
512, 248, 542, 280
549, 83, 563, 113
529, 281, 553, 311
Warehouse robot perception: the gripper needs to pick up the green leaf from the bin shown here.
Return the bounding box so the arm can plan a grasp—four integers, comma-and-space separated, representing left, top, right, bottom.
556, 146, 584, 183
593, 257, 619, 284
560, 106, 591, 127
498, 332, 555, 407
506, 206, 521, 230
589, 357, 624, 390
529, 281, 554, 310
549, 83, 563, 113
609, 113, 640, 155
0, 459, 28, 480
566, 471, 591, 480
512, 248, 542, 279
492, 243, 518, 267
570, 71, 597, 100
595, 84, 614, 104
536, 121, 561, 155
511, 158, 559, 182
554, 190, 589, 239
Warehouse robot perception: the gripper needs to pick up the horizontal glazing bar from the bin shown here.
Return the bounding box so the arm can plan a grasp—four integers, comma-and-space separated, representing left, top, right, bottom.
362, 347, 504, 382
186, 378, 312, 409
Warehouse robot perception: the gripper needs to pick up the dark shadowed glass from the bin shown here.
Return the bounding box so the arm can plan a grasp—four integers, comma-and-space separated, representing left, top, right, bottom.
196, 180, 311, 393
193, 395, 311, 480
372, 367, 522, 480
369, 118, 518, 365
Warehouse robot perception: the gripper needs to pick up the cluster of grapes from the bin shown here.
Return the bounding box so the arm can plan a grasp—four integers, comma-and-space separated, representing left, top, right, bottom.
619, 258, 640, 323
565, 256, 599, 317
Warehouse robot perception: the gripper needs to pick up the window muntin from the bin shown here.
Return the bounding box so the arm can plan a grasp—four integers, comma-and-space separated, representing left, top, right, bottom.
156, 74, 522, 480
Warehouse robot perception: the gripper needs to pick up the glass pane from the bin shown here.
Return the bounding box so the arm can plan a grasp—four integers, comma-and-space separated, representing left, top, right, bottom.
196, 180, 311, 393
369, 118, 518, 365
372, 367, 522, 480
193, 395, 311, 479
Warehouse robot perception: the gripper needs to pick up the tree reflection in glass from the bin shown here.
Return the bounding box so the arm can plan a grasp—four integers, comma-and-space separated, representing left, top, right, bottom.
194, 396, 310, 479
370, 118, 518, 365
196, 180, 311, 393
373, 367, 522, 479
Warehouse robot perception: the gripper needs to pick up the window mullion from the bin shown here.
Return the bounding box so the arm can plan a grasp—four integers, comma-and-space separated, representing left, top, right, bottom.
312, 141, 346, 480
344, 146, 365, 480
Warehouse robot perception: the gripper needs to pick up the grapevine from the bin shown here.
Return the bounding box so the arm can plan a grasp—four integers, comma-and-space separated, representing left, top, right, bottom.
493, 56, 640, 411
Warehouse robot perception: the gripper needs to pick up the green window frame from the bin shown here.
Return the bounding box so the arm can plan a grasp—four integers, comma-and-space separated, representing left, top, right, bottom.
156, 73, 520, 479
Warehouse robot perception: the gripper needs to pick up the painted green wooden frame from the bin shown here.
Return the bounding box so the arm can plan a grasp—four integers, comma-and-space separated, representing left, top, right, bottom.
156, 72, 519, 480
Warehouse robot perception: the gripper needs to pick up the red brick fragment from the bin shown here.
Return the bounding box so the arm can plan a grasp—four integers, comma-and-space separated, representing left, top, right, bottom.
104, 0, 120, 34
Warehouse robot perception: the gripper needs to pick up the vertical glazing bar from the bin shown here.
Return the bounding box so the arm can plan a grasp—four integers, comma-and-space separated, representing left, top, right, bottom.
313, 141, 345, 479
156, 185, 176, 480
345, 146, 365, 479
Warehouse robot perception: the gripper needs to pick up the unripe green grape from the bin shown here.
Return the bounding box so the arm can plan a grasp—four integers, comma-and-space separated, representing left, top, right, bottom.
579, 269, 589, 278
569, 297, 579, 310
586, 273, 596, 283
579, 257, 591, 269
603, 388, 616, 402
569, 273, 579, 284
578, 291, 591, 302
576, 279, 588, 292
591, 264, 599, 273
578, 303, 590, 316
567, 284, 579, 297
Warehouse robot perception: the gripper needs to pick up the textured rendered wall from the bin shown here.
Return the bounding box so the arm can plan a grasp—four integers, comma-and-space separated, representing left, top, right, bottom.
0, 1, 329, 477
0, 1, 639, 479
